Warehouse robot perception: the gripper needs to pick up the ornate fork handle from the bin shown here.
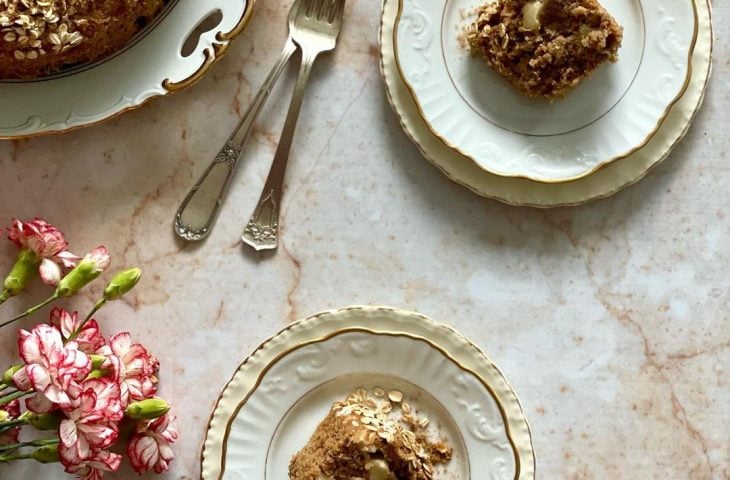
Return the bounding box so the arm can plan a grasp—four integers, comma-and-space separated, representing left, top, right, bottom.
174, 40, 298, 242
242, 47, 321, 251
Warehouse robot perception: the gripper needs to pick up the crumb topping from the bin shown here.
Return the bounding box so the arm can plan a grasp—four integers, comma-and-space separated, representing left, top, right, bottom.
0, 0, 166, 79
0, 0, 84, 60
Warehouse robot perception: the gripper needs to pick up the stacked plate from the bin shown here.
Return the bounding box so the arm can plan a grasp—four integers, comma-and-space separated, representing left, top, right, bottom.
380, 0, 713, 206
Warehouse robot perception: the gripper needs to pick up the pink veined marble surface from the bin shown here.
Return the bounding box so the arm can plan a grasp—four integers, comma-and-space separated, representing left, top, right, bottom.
0, 1, 727, 479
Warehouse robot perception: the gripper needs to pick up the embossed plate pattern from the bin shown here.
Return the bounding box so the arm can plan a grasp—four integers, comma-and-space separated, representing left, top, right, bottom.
201, 306, 535, 480
394, 0, 698, 182
380, 0, 713, 205
0, 0, 254, 139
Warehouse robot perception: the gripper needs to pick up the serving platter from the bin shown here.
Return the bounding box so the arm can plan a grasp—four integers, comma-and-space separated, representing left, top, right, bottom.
381, 0, 713, 205
201, 306, 535, 480
0, 0, 254, 139
394, 0, 699, 182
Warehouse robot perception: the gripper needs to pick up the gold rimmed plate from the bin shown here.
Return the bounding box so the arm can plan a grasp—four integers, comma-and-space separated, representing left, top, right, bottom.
380, 0, 713, 205
200, 306, 535, 480
0, 0, 255, 139
394, 0, 699, 183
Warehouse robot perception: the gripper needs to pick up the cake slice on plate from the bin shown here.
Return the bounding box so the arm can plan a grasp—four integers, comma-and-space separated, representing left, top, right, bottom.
466, 0, 624, 99
289, 388, 452, 480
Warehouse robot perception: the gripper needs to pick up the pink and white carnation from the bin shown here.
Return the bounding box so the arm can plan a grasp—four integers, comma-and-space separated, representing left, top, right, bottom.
0, 220, 176, 477
61, 448, 122, 480
98, 332, 158, 408
0, 399, 21, 446
7, 218, 80, 286
58, 378, 123, 467
12, 324, 91, 413
50, 308, 105, 354
81, 247, 111, 274
127, 413, 178, 474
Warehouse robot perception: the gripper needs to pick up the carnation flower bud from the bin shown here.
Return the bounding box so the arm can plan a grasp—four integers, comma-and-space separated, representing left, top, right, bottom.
126, 398, 171, 420
32, 444, 59, 464
103, 268, 142, 301
3, 364, 23, 385
1, 249, 40, 299
56, 246, 111, 297
0, 410, 9, 422
28, 412, 61, 431
86, 369, 106, 380
89, 354, 106, 369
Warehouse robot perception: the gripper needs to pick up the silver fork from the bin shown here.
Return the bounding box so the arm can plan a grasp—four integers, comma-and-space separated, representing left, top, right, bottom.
242, 0, 346, 251
173, 0, 305, 242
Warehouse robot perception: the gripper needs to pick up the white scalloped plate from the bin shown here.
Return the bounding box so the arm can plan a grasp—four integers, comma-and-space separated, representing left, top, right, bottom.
201, 306, 535, 480
0, 0, 254, 139
395, 0, 698, 182
381, 0, 712, 205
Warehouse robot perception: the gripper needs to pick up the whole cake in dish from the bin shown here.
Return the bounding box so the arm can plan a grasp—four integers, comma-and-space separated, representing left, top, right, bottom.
466, 0, 624, 99
289, 388, 452, 480
0, 0, 167, 79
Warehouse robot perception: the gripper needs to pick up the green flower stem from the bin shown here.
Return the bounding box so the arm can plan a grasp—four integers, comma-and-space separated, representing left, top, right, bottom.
0, 390, 30, 406
68, 298, 106, 341
0, 438, 59, 453
0, 451, 35, 462
0, 418, 28, 429
0, 293, 60, 329
84, 298, 106, 324
0, 443, 59, 463
0, 383, 8, 392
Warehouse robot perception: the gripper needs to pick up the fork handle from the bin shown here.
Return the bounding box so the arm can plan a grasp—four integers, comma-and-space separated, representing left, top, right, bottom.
174, 40, 298, 242
241, 49, 319, 251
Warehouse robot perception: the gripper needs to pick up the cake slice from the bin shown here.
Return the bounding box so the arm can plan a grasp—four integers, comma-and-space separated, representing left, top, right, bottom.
466, 0, 624, 99
289, 388, 452, 480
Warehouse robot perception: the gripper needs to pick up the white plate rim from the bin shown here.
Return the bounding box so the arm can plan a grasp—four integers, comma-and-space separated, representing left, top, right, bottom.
392, 0, 700, 184
379, 0, 713, 206
200, 305, 536, 480
0, 0, 256, 140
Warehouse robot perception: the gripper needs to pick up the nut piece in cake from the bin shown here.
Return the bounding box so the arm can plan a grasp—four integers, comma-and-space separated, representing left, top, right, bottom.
466, 0, 624, 99
289, 388, 452, 480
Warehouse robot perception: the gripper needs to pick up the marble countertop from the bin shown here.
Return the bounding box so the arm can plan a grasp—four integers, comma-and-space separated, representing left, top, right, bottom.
0, 1, 727, 478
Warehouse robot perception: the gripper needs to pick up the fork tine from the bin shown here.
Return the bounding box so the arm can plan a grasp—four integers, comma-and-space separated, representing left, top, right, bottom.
316, 0, 330, 20
324, 0, 337, 22
302, 0, 316, 17
331, 0, 345, 25
289, 0, 303, 19
319, 0, 330, 18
